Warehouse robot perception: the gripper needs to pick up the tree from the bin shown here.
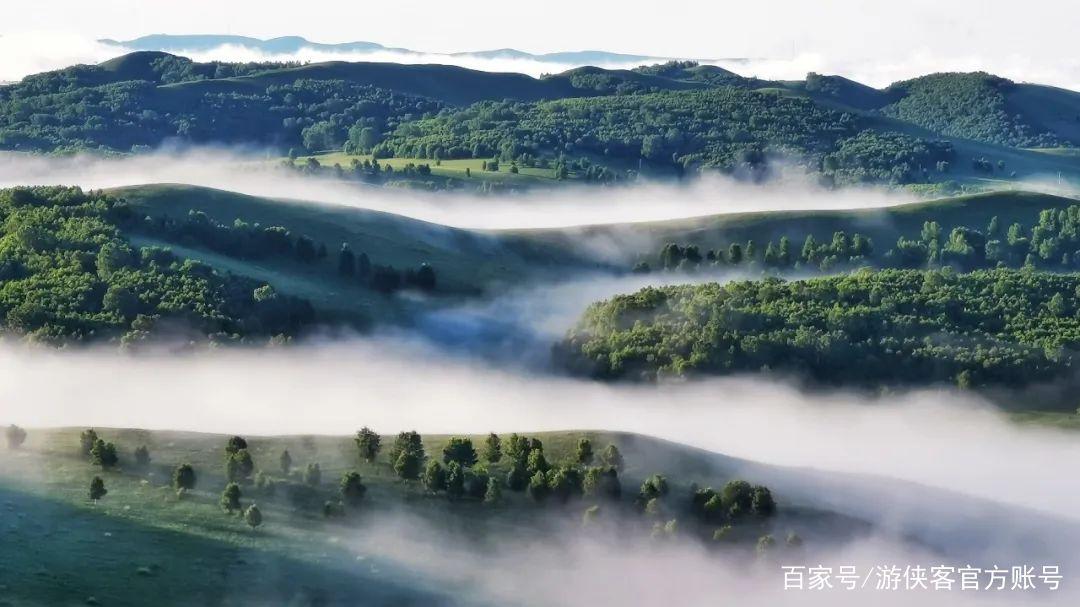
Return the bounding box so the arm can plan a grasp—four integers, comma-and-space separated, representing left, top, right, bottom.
221, 482, 242, 514
394, 451, 422, 481
445, 461, 465, 499
340, 472, 367, 508
356, 252, 372, 280
244, 504, 263, 530
89, 476, 107, 501
5, 424, 27, 449
583, 466, 621, 500
721, 480, 754, 517
134, 445, 151, 467
638, 474, 669, 502
442, 437, 478, 467
225, 436, 248, 455
354, 427, 381, 463
575, 438, 594, 466
304, 463, 322, 486
506, 459, 529, 491
79, 429, 99, 456
279, 450, 293, 475
173, 464, 196, 491
482, 433, 502, 463
484, 477, 502, 504
751, 485, 777, 517
548, 466, 583, 503
90, 439, 118, 468
527, 471, 550, 502
423, 460, 446, 492
600, 444, 624, 471
388, 431, 425, 463
226, 450, 255, 483
526, 449, 549, 476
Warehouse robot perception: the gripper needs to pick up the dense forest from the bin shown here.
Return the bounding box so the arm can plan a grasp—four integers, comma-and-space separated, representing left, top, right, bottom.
0, 186, 316, 344
4, 53, 1079, 187
558, 268, 1080, 391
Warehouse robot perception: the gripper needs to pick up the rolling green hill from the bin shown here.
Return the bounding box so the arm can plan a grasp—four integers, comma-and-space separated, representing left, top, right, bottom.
5, 53, 1080, 192
0, 426, 856, 606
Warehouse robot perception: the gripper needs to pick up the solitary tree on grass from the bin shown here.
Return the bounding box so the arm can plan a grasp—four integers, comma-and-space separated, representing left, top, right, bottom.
89, 476, 107, 502
221, 483, 242, 514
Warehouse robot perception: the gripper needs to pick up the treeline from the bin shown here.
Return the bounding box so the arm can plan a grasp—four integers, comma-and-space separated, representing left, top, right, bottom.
0, 56, 444, 153
28, 426, 782, 549
642, 203, 1080, 275
559, 268, 1080, 390
0, 187, 314, 344
138, 208, 437, 294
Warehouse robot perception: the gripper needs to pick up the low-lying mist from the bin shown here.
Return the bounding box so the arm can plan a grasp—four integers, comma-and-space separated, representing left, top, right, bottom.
4, 32, 1080, 91
348, 511, 1077, 606
0, 149, 914, 229
2, 335, 1077, 535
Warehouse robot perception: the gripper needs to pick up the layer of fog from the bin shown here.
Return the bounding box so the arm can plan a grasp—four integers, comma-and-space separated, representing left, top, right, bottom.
2, 338, 1078, 525
0, 149, 914, 229
4, 32, 1080, 91
351, 513, 1077, 607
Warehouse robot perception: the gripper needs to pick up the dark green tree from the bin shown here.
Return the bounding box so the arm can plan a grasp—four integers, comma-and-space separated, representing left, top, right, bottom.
340, 472, 367, 508
354, 427, 381, 463
221, 482, 242, 514
89, 476, 107, 501
482, 432, 502, 463
442, 437, 478, 467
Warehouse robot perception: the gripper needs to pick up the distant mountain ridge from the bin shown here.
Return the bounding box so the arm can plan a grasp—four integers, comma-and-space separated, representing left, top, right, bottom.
99, 34, 695, 66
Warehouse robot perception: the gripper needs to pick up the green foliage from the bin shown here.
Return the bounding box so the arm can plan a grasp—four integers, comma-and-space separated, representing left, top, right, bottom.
339, 471, 367, 508
354, 427, 381, 463
483, 476, 503, 504
599, 444, 624, 471
88, 476, 107, 501
79, 429, 99, 456
0, 187, 315, 344
482, 432, 502, 463
90, 439, 118, 468
575, 438, 594, 466
389, 431, 425, 480
423, 460, 446, 493
638, 474, 670, 503
226, 450, 255, 483
561, 268, 1080, 389
445, 461, 465, 499
883, 73, 1061, 147
527, 470, 550, 502
243, 504, 263, 530
583, 466, 621, 500
303, 463, 321, 486
172, 464, 196, 490
220, 483, 242, 514
442, 437, 478, 467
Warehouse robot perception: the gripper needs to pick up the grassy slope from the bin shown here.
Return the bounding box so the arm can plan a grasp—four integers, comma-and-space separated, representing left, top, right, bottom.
111, 184, 599, 324
510, 190, 1080, 260
0, 428, 853, 607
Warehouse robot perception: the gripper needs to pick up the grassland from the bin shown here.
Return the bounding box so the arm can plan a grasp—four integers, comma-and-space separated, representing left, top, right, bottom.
0, 427, 853, 606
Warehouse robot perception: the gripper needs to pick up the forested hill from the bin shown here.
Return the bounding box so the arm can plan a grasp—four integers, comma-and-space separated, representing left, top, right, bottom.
2, 52, 1080, 187
557, 268, 1080, 401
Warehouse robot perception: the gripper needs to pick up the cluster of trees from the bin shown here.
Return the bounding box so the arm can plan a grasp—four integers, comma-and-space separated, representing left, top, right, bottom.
0, 54, 444, 153
0, 187, 315, 344
645, 204, 1080, 276
559, 268, 1080, 389
882, 73, 1063, 148
648, 231, 874, 274
376, 88, 865, 177
822, 131, 954, 185
139, 208, 436, 295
